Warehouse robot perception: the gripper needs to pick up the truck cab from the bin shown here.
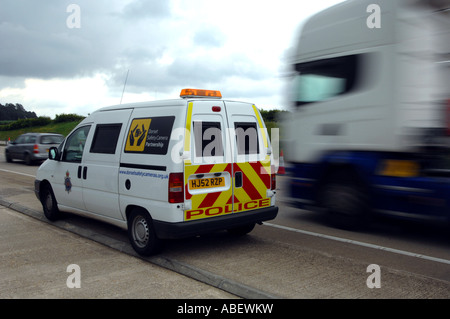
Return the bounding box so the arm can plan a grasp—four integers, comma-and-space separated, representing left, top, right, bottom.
283, 0, 450, 228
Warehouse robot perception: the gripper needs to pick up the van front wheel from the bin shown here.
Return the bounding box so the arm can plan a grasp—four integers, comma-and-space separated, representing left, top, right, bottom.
128, 209, 162, 256
41, 185, 60, 221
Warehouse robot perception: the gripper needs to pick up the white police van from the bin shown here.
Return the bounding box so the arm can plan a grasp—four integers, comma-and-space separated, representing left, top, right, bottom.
35, 89, 278, 255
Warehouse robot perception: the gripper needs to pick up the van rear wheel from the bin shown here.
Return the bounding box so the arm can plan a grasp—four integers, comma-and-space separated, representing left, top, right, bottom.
128, 208, 162, 256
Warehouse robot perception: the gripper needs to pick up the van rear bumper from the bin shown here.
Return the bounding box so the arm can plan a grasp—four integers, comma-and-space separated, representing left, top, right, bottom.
153, 206, 278, 239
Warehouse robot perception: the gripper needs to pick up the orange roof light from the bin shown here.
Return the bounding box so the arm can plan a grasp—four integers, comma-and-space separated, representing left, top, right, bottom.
180, 88, 222, 99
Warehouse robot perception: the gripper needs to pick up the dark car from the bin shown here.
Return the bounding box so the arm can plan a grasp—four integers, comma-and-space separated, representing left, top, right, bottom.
5, 133, 64, 165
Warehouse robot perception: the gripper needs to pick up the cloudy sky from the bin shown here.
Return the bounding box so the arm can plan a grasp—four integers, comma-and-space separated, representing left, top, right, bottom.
0, 0, 344, 118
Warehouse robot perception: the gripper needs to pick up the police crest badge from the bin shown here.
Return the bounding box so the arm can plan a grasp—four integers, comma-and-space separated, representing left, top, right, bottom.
64, 170, 72, 193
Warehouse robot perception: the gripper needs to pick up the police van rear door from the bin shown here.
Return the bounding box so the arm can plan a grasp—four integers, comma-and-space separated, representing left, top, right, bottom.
225, 102, 272, 214
183, 98, 234, 221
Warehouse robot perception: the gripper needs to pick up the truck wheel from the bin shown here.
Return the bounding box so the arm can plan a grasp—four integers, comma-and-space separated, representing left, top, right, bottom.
320, 174, 369, 229
128, 208, 162, 256
41, 185, 61, 221
227, 223, 256, 236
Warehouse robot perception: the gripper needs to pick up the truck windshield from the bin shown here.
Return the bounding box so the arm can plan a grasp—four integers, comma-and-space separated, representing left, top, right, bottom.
292, 54, 359, 106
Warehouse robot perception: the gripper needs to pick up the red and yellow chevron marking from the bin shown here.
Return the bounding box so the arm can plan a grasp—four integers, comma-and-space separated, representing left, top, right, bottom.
184, 159, 272, 221
233, 160, 271, 212
183, 102, 272, 221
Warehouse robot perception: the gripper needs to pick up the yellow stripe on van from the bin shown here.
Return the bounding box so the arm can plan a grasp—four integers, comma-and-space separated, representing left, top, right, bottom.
184, 102, 193, 153
234, 187, 253, 207
191, 193, 208, 209
252, 104, 268, 148
213, 188, 232, 207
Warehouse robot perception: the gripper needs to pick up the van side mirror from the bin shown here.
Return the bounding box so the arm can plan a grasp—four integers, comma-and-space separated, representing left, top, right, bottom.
48, 147, 60, 161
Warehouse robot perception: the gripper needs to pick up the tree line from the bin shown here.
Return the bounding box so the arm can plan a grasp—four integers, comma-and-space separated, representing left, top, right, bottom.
0, 103, 37, 121
0, 103, 286, 132
0, 113, 85, 131
259, 109, 288, 123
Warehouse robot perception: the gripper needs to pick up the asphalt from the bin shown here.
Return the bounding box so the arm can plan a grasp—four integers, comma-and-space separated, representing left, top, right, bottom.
0, 190, 253, 299
2, 157, 450, 299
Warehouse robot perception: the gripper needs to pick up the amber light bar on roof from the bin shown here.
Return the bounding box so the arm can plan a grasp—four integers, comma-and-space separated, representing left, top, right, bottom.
180, 88, 222, 99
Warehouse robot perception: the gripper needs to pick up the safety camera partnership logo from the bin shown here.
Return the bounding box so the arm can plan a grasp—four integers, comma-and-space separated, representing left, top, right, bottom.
125, 118, 152, 152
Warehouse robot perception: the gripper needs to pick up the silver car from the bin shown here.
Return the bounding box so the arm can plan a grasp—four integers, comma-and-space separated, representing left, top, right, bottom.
5, 133, 64, 165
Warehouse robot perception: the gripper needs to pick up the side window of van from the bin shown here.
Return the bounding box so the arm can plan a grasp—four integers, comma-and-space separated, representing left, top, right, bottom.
62, 125, 91, 163
235, 122, 260, 155
90, 124, 122, 154
193, 121, 224, 157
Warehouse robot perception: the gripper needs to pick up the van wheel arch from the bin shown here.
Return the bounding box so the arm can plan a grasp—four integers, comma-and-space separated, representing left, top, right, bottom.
126, 206, 162, 256
125, 205, 152, 222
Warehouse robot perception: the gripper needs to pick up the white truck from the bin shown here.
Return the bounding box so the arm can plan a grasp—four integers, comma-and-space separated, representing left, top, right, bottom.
283, 0, 450, 228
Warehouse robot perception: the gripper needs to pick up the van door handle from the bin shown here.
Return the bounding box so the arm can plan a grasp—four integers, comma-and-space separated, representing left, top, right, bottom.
83, 166, 88, 180
235, 171, 243, 188
77, 166, 82, 179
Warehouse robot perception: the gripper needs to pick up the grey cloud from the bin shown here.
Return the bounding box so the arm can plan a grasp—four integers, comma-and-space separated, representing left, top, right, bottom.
224, 82, 276, 100
168, 53, 270, 81
108, 51, 271, 98
0, 0, 278, 107
122, 0, 171, 20
193, 26, 225, 48
1, 22, 95, 78
0, 76, 26, 89
0, 0, 127, 78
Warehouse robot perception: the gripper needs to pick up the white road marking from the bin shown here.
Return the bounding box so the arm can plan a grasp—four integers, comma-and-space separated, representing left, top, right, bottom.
2, 167, 449, 266
264, 222, 450, 266
0, 168, 35, 178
